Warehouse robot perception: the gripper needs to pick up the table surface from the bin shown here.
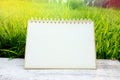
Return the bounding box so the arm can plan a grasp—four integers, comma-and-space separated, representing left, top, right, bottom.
0, 58, 120, 80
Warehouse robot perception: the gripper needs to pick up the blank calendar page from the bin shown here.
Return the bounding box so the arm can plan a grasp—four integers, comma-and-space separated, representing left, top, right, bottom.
25, 20, 96, 69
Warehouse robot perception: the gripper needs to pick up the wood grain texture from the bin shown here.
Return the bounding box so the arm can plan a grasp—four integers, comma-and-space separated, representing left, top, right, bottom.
0, 58, 120, 80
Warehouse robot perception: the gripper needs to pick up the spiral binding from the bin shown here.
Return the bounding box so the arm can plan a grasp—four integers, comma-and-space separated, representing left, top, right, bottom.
29, 18, 93, 24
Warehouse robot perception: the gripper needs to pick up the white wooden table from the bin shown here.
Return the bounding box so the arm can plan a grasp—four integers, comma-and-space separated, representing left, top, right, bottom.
0, 58, 120, 80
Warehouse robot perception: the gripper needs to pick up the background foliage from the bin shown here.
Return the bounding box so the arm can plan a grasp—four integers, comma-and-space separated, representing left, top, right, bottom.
0, 0, 120, 60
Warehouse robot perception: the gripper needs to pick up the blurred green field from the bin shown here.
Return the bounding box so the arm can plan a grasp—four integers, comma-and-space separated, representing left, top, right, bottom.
0, 0, 120, 60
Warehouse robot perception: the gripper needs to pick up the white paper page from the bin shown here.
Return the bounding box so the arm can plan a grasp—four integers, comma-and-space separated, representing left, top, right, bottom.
25, 21, 96, 69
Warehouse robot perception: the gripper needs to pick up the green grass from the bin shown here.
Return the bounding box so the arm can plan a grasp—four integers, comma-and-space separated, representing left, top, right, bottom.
0, 0, 120, 60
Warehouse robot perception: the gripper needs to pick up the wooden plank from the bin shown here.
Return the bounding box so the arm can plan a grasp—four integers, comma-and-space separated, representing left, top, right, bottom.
0, 58, 120, 80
